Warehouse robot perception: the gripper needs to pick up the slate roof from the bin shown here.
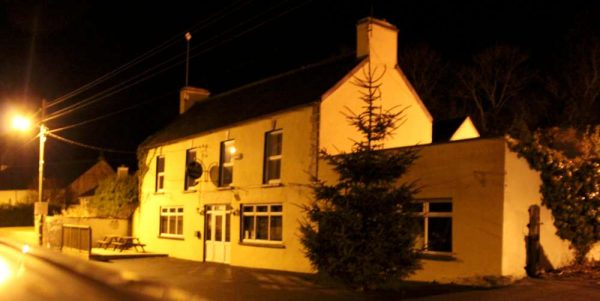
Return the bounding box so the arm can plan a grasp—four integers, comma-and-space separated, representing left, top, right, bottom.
432, 116, 468, 143
141, 55, 365, 149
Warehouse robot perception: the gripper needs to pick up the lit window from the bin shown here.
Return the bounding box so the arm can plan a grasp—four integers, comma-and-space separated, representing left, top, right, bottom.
412, 200, 452, 253
263, 130, 282, 184
156, 156, 165, 192
219, 140, 235, 187
241, 204, 282, 243
160, 207, 184, 238
185, 149, 197, 191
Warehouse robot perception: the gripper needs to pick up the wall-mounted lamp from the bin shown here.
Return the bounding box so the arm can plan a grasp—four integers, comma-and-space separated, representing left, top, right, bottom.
228, 145, 243, 160
232, 209, 240, 216
196, 207, 204, 215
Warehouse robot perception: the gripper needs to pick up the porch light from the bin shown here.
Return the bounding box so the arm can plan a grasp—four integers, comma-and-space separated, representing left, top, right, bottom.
228, 145, 237, 155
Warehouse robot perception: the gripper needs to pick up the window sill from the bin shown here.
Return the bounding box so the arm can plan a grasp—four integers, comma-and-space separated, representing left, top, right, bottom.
239, 241, 285, 249
183, 189, 197, 194
158, 235, 184, 241
261, 182, 283, 188
154, 191, 165, 195
217, 186, 234, 191
418, 252, 456, 261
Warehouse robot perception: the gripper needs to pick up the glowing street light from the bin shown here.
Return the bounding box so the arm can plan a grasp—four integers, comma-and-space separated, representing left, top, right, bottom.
10, 115, 32, 132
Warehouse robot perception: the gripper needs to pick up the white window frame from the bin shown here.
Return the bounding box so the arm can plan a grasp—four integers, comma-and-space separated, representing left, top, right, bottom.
156, 156, 165, 192
414, 199, 452, 254
241, 204, 283, 244
184, 149, 197, 191
159, 206, 184, 238
263, 130, 282, 184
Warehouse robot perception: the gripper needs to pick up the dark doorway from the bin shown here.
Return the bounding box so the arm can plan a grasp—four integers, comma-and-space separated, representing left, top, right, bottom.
526, 205, 541, 276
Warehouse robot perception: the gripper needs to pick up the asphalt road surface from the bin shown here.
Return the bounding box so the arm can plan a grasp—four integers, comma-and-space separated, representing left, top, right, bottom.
105, 256, 600, 301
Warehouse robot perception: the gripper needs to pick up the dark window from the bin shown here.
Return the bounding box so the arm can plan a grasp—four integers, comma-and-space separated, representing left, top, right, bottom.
263, 130, 282, 183
413, 200, 452, 253
219, 140, 235, 187
184, 149, 197, 191
156, 156, 165, 192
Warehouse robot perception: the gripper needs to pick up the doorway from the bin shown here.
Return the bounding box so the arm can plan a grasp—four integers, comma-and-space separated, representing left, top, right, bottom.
204, 205, 231, 264
526, 205, 540, 276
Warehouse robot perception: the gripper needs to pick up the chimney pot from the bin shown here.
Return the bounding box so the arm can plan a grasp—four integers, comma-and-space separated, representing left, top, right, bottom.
180, 86, 210, 114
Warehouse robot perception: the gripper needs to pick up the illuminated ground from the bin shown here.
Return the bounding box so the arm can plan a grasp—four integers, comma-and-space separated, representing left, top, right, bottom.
103, 257, 600, 301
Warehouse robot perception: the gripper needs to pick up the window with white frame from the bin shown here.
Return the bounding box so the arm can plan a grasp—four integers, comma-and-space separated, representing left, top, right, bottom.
159, 207, 183, 238
241, 204, 282, 243
263, 130, 282, 184
412, 200, 452, 253
219, 140, 235, 187
155, 156, 165, 192
184, 149, 197, 191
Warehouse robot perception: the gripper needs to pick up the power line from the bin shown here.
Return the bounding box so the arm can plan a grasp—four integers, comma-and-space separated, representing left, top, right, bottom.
48, 90, 177, 134
44, 0, 312, 122
45, 0, 254, 109
47, 132, 135, 154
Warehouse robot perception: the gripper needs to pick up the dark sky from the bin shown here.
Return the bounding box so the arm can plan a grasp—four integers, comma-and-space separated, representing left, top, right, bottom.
0, 0, 597, 185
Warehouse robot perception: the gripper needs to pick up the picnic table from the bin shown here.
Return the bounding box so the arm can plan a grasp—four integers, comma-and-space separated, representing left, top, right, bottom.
97, 235, 146, 252
96, 235, 119, 249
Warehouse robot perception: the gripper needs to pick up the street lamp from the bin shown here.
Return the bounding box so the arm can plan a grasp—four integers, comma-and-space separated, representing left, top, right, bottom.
10, 115, 32, 132
10, 108, 47, 246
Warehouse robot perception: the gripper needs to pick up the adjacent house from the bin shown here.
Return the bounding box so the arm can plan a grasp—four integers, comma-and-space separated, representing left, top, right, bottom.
65, 158, 116, 205
134, 17, 587, 282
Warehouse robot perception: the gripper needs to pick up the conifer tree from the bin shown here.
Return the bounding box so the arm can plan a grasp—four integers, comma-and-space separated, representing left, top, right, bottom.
300, 65, 420, 289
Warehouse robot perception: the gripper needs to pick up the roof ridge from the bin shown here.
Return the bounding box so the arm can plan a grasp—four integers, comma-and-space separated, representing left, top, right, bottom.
210, 54, 356, 100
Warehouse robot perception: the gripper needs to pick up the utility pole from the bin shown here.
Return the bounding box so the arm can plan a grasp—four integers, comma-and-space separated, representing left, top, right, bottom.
35, 99, 48, 246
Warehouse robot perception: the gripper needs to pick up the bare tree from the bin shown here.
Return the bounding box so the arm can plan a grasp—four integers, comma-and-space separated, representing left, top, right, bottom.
398, 44, 452, 118
458, 45, 532, 135
547, 37, 600, 127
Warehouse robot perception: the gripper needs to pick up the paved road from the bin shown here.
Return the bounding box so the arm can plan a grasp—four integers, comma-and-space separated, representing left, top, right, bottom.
102, 257, 600, 301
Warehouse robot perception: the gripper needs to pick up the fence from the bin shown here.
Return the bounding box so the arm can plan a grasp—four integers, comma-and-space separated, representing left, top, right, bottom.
61, 224, 92, 259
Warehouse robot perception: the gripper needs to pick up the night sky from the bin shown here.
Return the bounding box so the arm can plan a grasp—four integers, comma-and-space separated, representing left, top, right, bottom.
0, 0, 597, 185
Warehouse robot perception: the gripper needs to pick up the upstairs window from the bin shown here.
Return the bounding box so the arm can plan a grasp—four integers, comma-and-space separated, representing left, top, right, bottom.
156, 156, 165, 192
412, 200, 453, 253
263, 130, 282, 184
184, 149, 197, 191
219, 140, 235, 187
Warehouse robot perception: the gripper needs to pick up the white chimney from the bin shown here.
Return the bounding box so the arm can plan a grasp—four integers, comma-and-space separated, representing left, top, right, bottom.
356, 17, 399, 66
180, 86, 210, 114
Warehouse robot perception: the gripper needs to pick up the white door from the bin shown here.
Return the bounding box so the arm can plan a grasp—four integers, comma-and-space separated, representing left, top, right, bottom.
205, 205, 231, 263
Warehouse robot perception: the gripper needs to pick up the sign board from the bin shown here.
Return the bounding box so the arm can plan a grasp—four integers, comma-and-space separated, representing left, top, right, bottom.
34, 202, 48, 215
187, 161, 203, 179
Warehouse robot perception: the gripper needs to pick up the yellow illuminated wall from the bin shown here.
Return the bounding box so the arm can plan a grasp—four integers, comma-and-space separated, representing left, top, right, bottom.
133, 105, 317, 272
450, 117, 480, 141
319, 18, 432, 155
0, 190, 33, 205
321, 137, 581, 283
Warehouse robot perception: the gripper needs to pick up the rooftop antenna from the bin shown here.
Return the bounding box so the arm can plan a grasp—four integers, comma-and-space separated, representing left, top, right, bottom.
185, 32, 192, 86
